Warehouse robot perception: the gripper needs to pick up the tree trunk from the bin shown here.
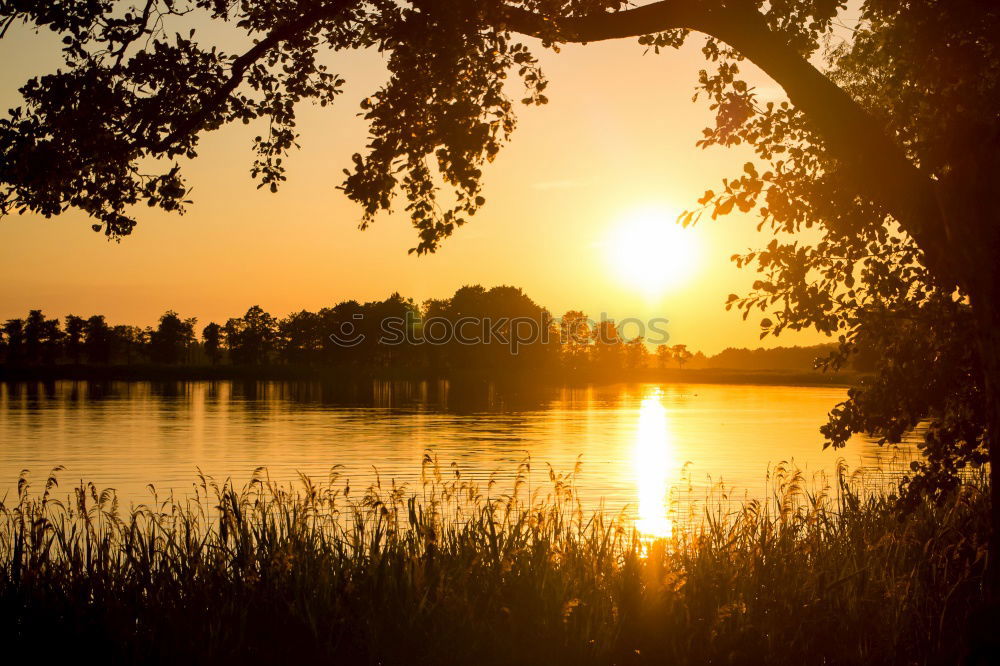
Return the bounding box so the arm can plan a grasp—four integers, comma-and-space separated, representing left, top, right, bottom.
970, 286, 1000, 593
944, 154, 1000, 593
963, 278, 1000, 662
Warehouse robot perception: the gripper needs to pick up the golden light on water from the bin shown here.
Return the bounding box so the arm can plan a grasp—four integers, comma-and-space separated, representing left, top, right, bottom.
634, 389, 676, 538
609, 206, 702, 298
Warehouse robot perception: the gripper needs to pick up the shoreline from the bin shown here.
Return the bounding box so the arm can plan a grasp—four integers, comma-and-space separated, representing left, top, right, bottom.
0, 365, 862, 389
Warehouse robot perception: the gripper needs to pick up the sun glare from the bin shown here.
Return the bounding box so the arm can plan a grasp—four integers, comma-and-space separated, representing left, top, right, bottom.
609, 206, 702, 297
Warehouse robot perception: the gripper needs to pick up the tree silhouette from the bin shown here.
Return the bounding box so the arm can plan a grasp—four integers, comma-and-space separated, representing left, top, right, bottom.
1, 294, 698, 375
277, 310, 323, 366
1, 318, 24, 365
149, 311, 197, 365
201, 322, 223, 365
559, 311, 592, 374
624, 337, 648, 372
319, 300, 364, 369
64, 315, 85, 364
591, 319, 623, 375
670, 344, 693, 370
224, 305, 278, 366
655, 344, 672, 371
350, 293, 413, 370
114, 324, 147, 365
23, 310, 45, 363
23, 309, 63, 365
82, 315, 113, 365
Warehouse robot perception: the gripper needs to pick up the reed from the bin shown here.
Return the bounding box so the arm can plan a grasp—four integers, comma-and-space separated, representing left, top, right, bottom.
0, 456, 991, 665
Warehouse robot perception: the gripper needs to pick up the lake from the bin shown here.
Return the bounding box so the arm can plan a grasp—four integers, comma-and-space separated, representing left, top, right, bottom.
0, 379, 915, 535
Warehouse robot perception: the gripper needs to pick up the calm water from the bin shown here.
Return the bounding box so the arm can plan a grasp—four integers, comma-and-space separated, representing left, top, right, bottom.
0, 380, 915, 533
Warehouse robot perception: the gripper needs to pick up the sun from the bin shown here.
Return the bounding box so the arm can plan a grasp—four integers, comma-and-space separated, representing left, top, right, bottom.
608, 206, 702, 297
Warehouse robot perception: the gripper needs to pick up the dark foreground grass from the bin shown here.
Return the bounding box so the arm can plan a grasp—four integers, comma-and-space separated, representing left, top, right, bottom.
0, 458, 993, 665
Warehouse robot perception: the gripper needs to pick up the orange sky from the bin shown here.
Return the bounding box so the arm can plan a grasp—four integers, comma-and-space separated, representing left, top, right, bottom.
0, 18, 829, 355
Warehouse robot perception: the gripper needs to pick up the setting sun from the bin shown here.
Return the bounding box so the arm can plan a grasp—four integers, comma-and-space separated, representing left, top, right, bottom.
609, 206, 702, 297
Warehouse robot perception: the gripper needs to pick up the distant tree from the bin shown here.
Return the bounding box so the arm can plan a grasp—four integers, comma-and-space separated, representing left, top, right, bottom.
2, 319, 24, 364
23, 310, 63, 364
591, 320, 623, 374
438, 285, 489, 374
83, 316, 113, 364
23, 310, 45, 363
363, 293, 421, 370
202, 322, 223, 365
64, 315, 85, 364
624, 337, 648, 372
222, 319, 241, 360
479, 286, 554, 376
318, 300, 364, 368
278, 310, 323, 365
560, 311, 591, 373
113, 325, 147, 364
707, 345, 836, 372
40, 318, 63, 363
655, 344, 672, 370
149, 310, 196, 364
423, 286, 553, 378
671, 344, 693, 370
225, 306, 277, 366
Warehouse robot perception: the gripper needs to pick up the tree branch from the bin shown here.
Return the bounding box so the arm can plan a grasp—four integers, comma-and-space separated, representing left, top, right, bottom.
0, 13, 18, 40
500, 1, 713, 42
502, 1, 954, 286
149, 0, 356, 154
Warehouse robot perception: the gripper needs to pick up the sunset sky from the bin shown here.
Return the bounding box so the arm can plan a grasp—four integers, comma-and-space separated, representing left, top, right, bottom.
0, 18, 829, 355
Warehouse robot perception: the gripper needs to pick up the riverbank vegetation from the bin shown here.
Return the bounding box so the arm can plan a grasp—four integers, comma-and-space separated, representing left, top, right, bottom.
1, 460, 992, 665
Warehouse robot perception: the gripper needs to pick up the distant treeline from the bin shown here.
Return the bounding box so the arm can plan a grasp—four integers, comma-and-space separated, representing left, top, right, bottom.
0, 285, 853, 381
688, 344, 843, 371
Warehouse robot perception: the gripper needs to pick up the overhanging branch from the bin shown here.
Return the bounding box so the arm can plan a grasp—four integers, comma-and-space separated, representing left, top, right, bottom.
501, 0, 954, 285
500, 1, 714, 42
147, 0, 357, 154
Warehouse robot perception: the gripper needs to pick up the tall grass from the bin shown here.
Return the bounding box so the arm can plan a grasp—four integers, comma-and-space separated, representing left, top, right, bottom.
0, 456, 991, 665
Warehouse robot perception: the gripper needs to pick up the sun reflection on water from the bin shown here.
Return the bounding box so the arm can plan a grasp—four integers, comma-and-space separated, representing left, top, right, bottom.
634, 388, 677, 539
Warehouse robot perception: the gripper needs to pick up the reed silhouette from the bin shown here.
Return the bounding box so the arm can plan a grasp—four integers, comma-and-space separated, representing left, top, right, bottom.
0, 459, 990, 665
